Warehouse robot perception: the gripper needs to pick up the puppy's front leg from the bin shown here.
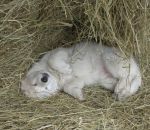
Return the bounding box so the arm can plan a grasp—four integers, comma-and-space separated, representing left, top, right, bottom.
48, 48, 72, 74
63, 78, 85, 101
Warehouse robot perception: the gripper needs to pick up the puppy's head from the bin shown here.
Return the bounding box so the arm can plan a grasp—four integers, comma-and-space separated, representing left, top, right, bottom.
21, 71, 59, 99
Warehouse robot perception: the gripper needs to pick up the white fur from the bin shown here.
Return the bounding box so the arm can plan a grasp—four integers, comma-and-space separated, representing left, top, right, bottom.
21, 42, 142, 100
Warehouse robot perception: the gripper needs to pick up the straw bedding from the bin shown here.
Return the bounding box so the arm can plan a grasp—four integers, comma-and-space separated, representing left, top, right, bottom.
0, 0, 150, 129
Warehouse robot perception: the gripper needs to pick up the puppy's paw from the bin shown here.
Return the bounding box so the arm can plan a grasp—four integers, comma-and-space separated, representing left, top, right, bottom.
112, 93, 124, 101
113, 88, 130, 101
77, 90, 85, 101
64, 87, 85, 101
72, 87, 85, 101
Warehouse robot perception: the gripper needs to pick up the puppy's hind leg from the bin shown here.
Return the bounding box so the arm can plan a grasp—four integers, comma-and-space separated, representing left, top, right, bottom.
114, 58, 142, 101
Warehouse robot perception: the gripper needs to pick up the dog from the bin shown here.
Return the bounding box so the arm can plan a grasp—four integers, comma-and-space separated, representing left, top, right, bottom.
21, 42, 142, 101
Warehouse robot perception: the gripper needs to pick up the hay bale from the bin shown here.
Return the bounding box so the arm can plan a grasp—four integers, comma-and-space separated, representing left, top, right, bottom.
0, 0, 150, 129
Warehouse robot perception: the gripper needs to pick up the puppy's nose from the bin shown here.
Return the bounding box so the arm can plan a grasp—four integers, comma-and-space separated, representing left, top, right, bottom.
41, 73, 49, 83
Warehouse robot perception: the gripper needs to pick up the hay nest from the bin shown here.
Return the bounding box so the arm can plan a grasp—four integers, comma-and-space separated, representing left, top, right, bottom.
0, 0, 150, 129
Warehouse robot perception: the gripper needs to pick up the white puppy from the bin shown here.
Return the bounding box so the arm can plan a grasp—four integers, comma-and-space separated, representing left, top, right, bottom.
21, 42, 142, 100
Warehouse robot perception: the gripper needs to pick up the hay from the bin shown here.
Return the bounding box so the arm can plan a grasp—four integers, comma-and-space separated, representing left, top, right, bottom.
0, 0, 150, 129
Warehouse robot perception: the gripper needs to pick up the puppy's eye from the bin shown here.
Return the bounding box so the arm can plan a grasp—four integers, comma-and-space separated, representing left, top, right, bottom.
41, 76, 48, 83
41, 73, 49, 83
